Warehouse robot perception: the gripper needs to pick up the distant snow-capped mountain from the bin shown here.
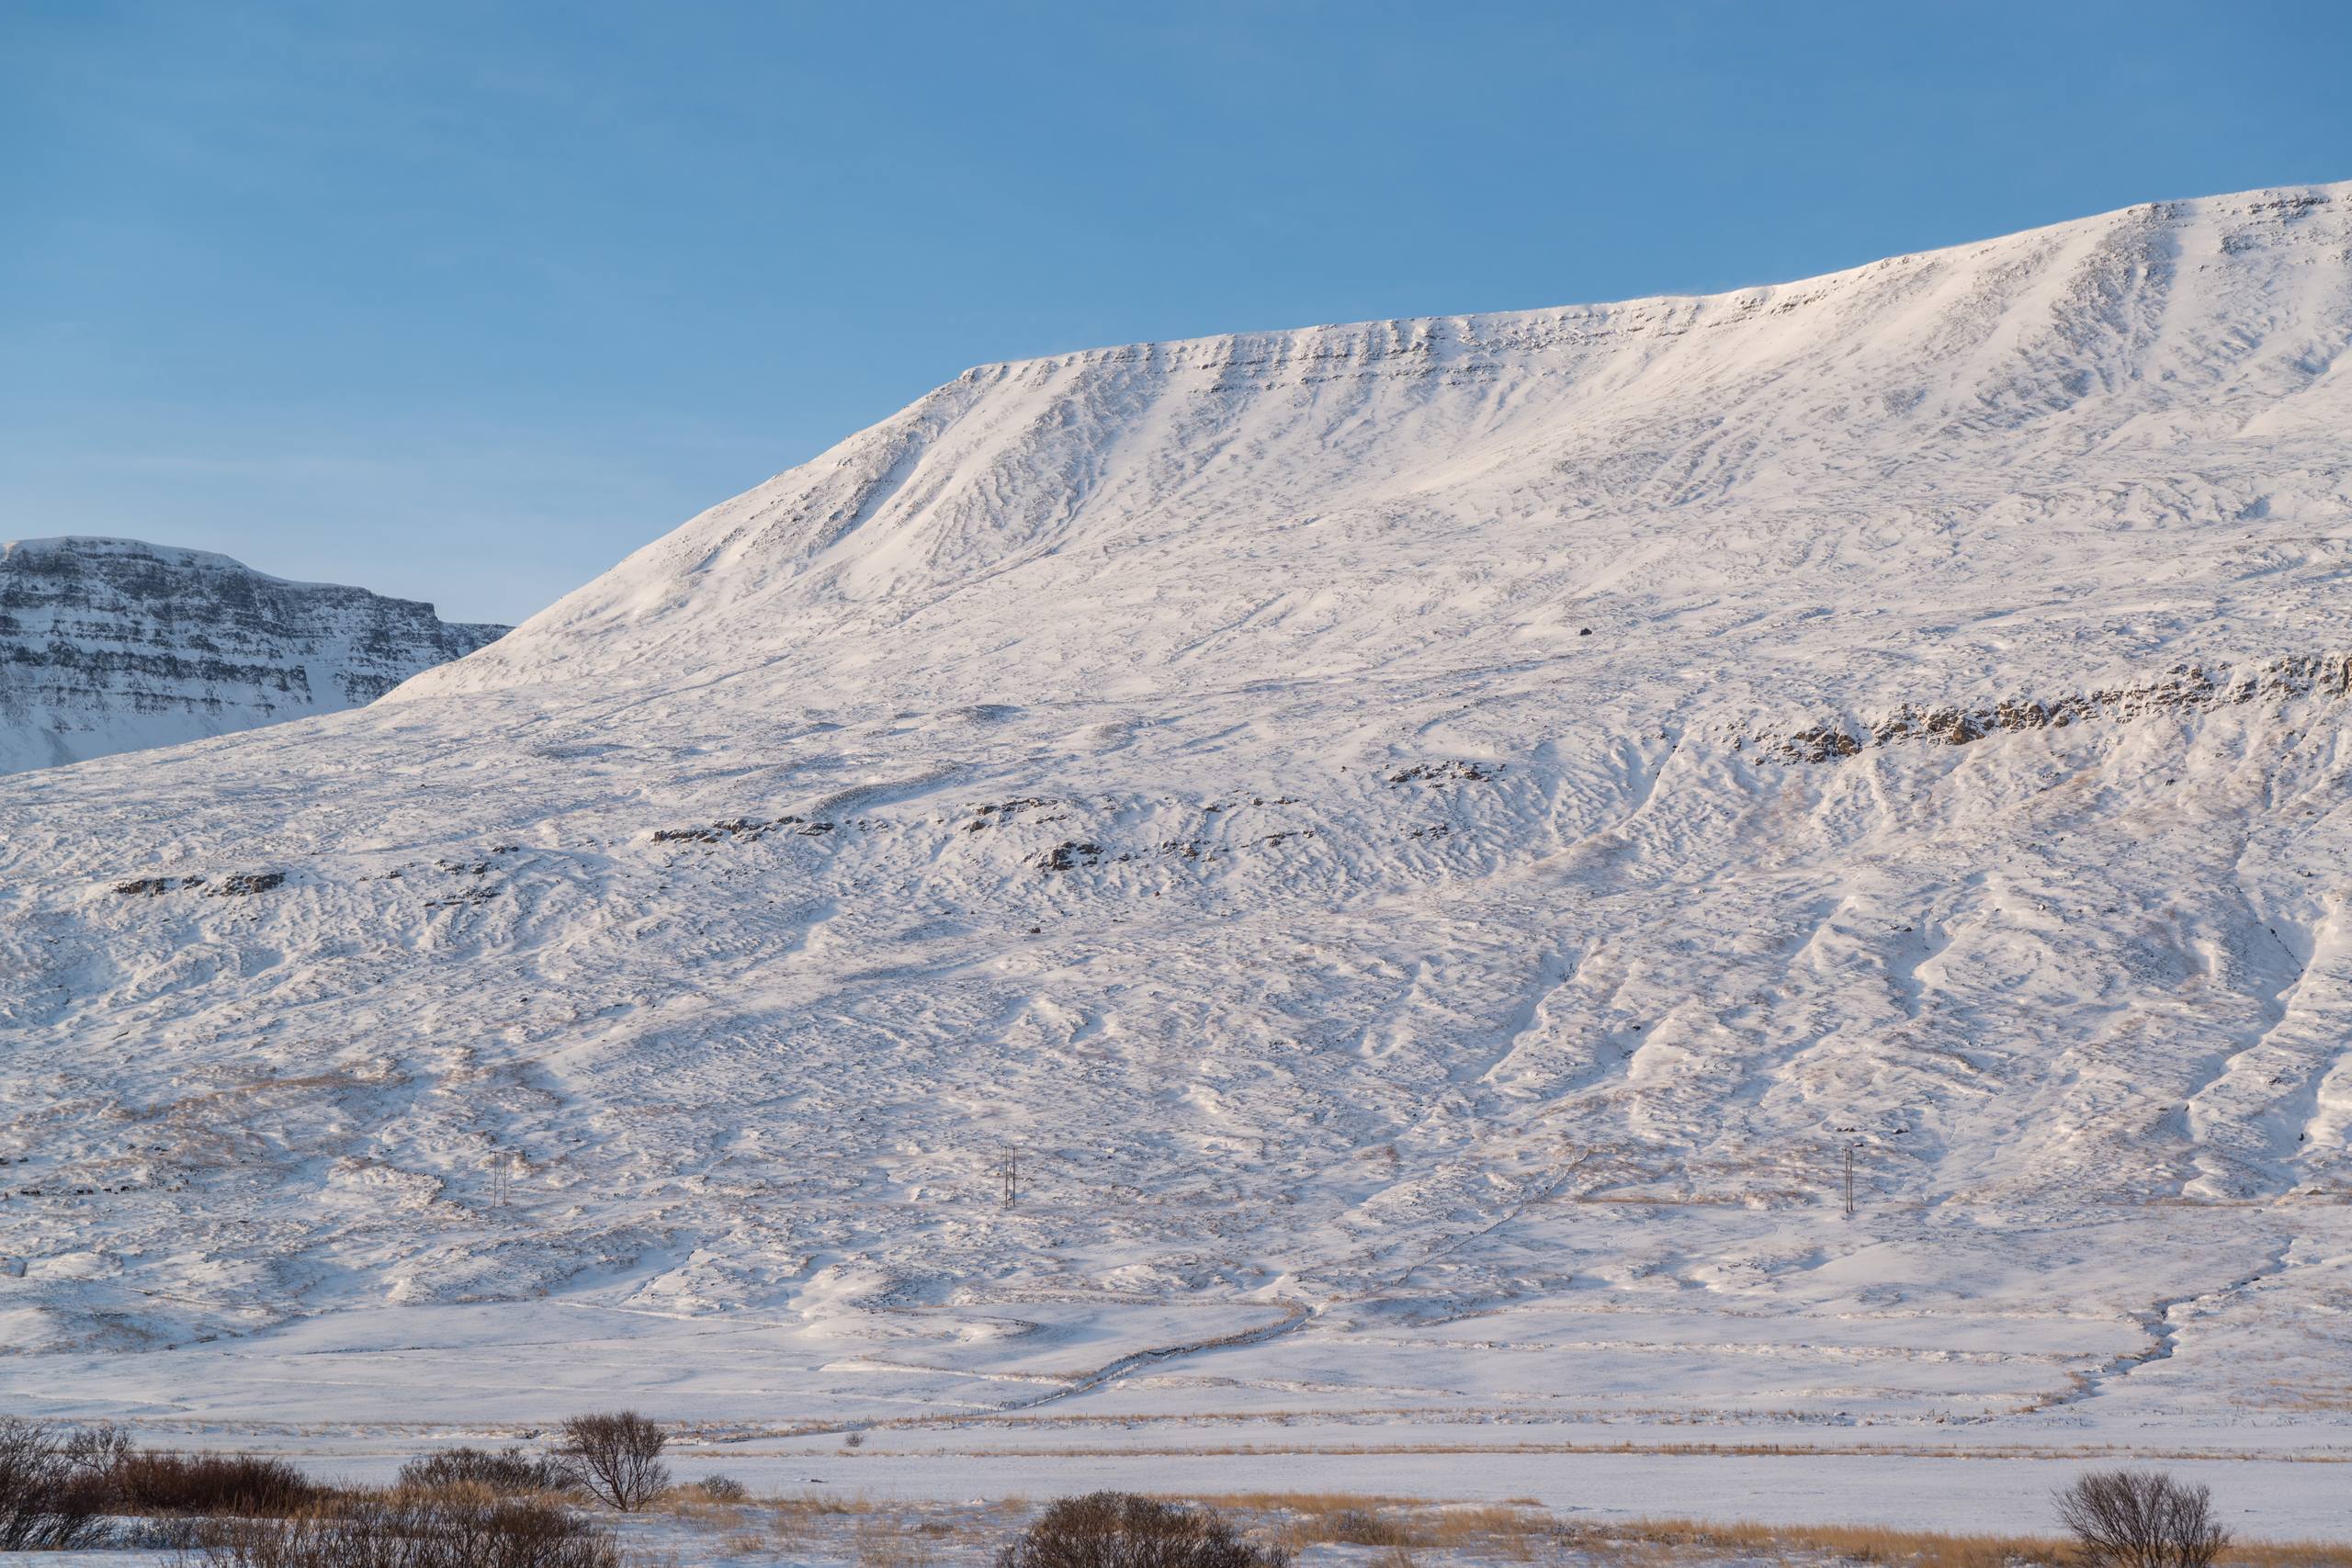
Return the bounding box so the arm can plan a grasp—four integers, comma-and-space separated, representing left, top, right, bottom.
0, 536, 504, 772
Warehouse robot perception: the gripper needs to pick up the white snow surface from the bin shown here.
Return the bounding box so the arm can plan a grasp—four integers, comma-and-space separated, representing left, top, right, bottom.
0, 536, 504, 773
5, 185, 2352, 1503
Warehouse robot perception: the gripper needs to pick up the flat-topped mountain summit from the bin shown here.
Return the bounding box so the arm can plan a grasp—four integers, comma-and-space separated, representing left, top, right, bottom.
412, 184, 2348, 724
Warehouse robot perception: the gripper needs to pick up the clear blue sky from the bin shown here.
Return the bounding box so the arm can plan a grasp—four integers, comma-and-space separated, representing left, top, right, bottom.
6, 2, 2347, 626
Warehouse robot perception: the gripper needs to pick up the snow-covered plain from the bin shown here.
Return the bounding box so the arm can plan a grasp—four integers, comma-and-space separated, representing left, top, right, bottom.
4, 184, 2352, 1520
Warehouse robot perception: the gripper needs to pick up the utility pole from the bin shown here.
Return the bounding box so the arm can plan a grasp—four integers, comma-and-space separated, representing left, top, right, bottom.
1843, 1145, 1856, 1218
1000, 1147, 1018, 1210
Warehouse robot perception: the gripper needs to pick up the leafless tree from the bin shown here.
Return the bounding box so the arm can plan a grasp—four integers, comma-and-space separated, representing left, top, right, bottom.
555, 1413, 671, 1513
0, 1417, 118, 1550
60, 1422, 131, 1478
2055, 1469, 2228, 1568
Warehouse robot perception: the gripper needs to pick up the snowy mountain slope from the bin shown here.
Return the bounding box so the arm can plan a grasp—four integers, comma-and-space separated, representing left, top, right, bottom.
2, 185, 2351, 1447
407, 184, 2349, 720
0, 536, 505, 773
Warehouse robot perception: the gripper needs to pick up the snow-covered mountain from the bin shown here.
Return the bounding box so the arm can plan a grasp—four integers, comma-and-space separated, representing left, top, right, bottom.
3, 186, 2350, 1450
0, 536, 505, 773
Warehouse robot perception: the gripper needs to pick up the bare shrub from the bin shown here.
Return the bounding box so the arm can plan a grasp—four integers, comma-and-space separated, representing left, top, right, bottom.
998, 1492, 1289, 1568
397, 1447, 575, 1497
0, 1416, 116, 1550
191, 1488, 620, 1568
113, 1450, 320, 1517
2055, 1471, 2229, 1568
555, 1412, 670, 1513
694, 1473, 746, 1502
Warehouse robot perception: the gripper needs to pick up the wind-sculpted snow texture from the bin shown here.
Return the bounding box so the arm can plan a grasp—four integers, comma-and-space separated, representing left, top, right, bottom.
0, 536, 506, 773
3, 186, 2352, 1445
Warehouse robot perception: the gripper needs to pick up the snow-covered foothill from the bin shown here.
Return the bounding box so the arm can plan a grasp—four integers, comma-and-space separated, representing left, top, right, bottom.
2, 186, 2351, 1511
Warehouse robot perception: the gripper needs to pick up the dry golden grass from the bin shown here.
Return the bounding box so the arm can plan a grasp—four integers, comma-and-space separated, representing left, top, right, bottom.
1420, 1504, 1556, 1562
2221, 1544, 2352, 1568
653, 1493, 751, 1530
1170, 1496, 2352, 1568
763, 1487, 882, 1516
1565, 1517, 2352, 1568
1182, 1490, 1415, 1513
1606, 1517, 2065, 1568
1283, 1506, 1416, 1551
714, 1489, 888, 1549
1181, 1494, 1554, 1560
2265, 1383, 2352, 1413
853, 1515, 959, 1568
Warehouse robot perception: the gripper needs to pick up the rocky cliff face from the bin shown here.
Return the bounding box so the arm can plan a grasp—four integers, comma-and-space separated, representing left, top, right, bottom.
0, 536, 504, 772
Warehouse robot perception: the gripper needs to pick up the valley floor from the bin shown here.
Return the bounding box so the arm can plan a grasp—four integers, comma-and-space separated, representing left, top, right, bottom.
6, 1470, 2351, 1567
10, 1200, 2352, 1426
6, 1209, 2352, 1538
